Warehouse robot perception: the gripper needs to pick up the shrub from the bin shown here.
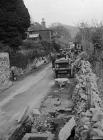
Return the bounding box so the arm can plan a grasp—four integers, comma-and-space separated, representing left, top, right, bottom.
10, 52, 29, 69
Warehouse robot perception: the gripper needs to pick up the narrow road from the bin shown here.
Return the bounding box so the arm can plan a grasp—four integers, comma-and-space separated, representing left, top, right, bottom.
0, 64, 54, 135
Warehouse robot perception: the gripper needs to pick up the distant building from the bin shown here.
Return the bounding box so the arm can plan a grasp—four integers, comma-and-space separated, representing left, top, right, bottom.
28, 29, 53, 42
27, 19, 54, 42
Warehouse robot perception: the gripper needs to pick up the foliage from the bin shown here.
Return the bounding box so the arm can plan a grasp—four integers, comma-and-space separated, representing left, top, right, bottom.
10, 52, 29, 68
0, 42, 10, 52
10, 37, 61, 68
88, 53, 98, 67
0, 0, 30, 51
74, 32, 82, 43
74, 23, 103, 77
41, 41, 51, 54
22, 39, 61, 55
52, 40, 61, 52
91, 27, 103, 49
51, 24, 71, 38
22, 40, 50, 56
75, 23, 103, 51
10, 49, 44, 69
50, 24, 71, 46
22, 40, 42, 50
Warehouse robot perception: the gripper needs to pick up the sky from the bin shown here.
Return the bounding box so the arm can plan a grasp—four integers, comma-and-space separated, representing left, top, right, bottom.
24, 0, 103, 26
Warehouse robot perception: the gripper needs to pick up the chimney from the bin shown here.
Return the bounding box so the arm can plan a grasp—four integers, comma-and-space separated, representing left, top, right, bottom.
41, 18, 46, 29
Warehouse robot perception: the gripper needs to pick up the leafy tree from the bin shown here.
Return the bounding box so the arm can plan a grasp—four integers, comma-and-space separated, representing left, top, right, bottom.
75, 32, 82, 43
0, 0, 30, 51
52, 40, 61, 52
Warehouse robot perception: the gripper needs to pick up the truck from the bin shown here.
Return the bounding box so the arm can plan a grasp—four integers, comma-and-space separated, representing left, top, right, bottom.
54, 58, 72, 78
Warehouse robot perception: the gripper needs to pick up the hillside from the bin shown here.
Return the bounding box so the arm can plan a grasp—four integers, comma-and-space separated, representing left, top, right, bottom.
50, 22, 79, 39
63, 24, 79, 39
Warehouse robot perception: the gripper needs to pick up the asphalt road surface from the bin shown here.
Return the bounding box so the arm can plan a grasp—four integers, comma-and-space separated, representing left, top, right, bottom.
0, 64, 54, 135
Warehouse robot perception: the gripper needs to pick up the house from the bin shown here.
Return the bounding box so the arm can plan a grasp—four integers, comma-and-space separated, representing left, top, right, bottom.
27, 19, 54, 43
28, 29, 53, 42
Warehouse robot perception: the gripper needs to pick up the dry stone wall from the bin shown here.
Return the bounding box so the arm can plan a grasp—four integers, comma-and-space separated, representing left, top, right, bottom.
72, 54, 103, 140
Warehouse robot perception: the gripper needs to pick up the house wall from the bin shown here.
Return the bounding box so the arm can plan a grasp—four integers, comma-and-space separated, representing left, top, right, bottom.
28, 30, 53, 42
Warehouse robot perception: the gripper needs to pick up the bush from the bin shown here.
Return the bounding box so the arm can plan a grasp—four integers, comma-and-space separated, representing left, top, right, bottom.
9, 39, 61, 69
10, 52, 29, 69
88, 54, 98, 67
22, 40, 52, 57
9, 49, 45, 69
22, 40, 42, 50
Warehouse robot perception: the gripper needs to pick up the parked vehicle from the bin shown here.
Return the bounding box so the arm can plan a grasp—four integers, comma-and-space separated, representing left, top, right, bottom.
51, 52, 66, 69
54, 58, 72, 78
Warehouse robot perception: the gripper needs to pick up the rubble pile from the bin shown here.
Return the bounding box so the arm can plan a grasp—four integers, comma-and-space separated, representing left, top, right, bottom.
31, 113, 55, 133
72, 58, 103, 140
